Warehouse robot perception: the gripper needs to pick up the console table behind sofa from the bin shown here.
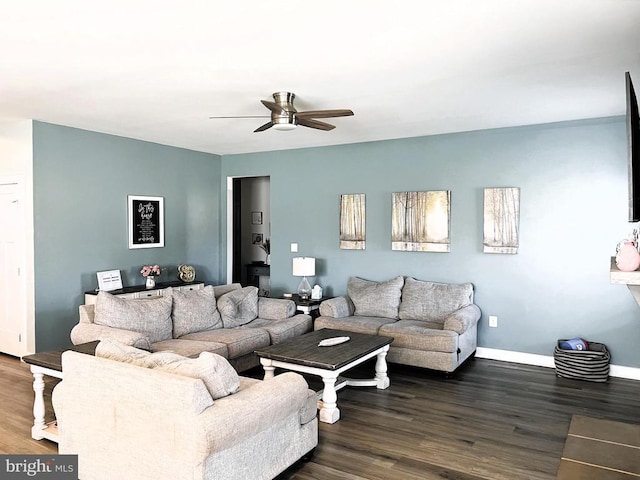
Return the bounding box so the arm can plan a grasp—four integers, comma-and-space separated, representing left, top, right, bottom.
84, 281, 204, 304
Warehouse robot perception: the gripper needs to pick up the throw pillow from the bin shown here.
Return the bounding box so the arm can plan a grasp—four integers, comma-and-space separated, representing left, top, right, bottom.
95, 339, 151, 365
217, 286, 259, 328
347, 276, 404, 319
172, 285, 222, 338
257, 298, 296, 320
94, 290, 173, 344
399, 277, 473, 322
141, 351, 240, 400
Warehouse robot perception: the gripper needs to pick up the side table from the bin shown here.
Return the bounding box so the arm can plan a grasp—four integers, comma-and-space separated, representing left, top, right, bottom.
22, 341, 98, 442
288, 294, 330, 319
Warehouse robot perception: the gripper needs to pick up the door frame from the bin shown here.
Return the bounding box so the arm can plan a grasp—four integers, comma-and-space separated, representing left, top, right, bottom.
226, 177, 234, 283
0, 174, 34, 356
225, 175, 270, 285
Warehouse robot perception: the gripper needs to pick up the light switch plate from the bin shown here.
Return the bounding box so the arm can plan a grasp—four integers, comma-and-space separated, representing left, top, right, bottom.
291, 243, 298, 253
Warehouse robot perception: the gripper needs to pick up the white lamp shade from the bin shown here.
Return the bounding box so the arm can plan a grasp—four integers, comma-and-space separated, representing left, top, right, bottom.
292, 257, 315, 277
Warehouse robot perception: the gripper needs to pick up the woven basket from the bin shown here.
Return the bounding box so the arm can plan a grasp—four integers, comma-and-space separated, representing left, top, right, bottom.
553, 340, 610, 382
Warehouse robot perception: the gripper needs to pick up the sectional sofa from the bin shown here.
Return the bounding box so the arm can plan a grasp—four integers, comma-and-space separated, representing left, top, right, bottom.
315, 276, 481, 374
70, 283, 312, 372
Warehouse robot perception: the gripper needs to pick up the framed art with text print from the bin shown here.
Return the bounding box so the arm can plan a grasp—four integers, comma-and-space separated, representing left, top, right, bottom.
128, 195, 165, 249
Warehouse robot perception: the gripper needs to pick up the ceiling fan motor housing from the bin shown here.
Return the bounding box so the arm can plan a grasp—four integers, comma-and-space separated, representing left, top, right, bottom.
271, 92, 298, 130
272, 91, 296, 110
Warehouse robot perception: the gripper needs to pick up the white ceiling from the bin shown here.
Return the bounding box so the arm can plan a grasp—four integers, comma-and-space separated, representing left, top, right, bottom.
1, 1, 639, 156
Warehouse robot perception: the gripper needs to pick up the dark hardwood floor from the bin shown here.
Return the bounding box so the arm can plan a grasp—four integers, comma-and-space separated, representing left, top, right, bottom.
2, 352, 638, 479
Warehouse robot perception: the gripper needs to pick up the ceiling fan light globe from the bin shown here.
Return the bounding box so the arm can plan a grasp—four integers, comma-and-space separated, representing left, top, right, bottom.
272, 113, 297, 131
273, 123, 297, 131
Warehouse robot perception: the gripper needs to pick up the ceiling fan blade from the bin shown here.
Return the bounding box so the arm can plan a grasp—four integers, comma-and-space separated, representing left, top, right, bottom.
254, 121, 274, 132
297, 118, 335, 131
261, 100, 286, 114
295, 109, 354, 119
209, 115, 269, 119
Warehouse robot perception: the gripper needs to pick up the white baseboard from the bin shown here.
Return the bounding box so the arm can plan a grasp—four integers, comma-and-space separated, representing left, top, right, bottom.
475, 347, 640, 381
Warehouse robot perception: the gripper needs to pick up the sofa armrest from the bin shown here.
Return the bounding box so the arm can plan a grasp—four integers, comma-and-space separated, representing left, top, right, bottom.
443, 304, 481, 334
199, 372, 313, 452
79, 304, 95, 324
70, 323, 151, 350
319, 296, 354, 318
258, 297, 296, 320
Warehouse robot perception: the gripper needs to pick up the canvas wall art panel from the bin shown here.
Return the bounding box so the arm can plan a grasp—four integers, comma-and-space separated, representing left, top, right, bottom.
392, 190, 450, 252
483, 187, 520, 254
340, 193, 366, 250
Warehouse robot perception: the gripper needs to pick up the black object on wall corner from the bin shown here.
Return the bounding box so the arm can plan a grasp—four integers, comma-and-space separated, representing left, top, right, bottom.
626, 72, 640, 222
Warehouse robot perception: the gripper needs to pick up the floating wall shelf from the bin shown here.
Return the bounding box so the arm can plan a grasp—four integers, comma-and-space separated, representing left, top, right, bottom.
610, 257, 640, 306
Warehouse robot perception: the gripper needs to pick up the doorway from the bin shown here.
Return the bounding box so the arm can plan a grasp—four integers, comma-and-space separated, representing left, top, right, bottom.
0, 178, 27, 356
228, 176, 271, 295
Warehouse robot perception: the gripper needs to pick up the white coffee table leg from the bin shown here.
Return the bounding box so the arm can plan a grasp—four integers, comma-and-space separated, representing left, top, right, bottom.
31, 371, 46, 440
319, 375, 340, 424
375, 348, 390, 389
260, 358, 275, 380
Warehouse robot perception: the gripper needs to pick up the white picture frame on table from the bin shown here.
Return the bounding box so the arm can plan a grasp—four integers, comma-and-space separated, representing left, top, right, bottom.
96, 270, 123, 292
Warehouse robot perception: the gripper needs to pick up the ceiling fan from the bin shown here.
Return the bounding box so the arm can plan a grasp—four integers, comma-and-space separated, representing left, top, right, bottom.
209, 92, 354, 132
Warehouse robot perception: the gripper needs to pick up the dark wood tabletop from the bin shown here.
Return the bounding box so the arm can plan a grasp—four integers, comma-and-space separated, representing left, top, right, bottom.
287, 294, 330, 307
84, 280, 202, 297
22, 341, 99, 372
255, 328, 393, 371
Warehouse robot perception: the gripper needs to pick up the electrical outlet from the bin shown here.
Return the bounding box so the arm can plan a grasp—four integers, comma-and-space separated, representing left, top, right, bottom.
290, 243, 298, 253
488, 315, 498, 328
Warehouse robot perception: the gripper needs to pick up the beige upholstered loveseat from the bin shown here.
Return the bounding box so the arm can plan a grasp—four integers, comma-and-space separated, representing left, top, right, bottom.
316, 276, 481, 375
70, 283, 312, 372
53, 341, 318, 480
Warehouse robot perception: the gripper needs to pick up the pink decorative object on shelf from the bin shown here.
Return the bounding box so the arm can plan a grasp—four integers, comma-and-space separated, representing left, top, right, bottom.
615, 241, 640, 272
140, 264, 161, 277
141, 264, 161, 289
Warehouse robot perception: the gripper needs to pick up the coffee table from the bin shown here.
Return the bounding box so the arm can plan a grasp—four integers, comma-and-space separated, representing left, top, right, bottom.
254, 329, 393, 424
22, 341, 98, 442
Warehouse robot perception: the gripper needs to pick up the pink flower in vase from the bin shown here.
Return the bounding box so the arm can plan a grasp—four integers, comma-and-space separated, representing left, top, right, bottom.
141, 264, 161, 277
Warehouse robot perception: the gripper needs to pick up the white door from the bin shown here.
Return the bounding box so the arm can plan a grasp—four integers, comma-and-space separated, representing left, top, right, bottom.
0, 180, 26, 356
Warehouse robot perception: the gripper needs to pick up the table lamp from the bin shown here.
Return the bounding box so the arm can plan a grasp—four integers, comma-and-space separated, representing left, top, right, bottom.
292, 257, 315, 300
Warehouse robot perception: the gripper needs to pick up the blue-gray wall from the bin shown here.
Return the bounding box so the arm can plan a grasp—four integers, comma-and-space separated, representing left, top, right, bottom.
222, 117, 640, 368
31, 117, 640, 368
33, 122, 221, 351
